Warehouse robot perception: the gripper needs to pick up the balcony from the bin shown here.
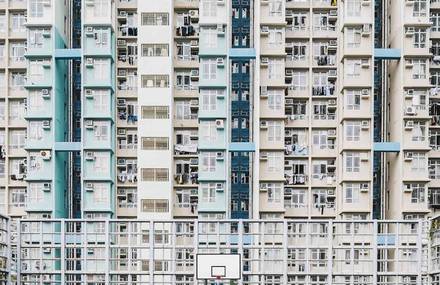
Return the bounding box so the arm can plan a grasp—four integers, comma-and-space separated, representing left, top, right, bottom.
174, 0, 199, 9
174, 143, 198, 156
117, 168, 137, 186
285, 173, 308, 186
312, 84, 336, 97
173, 114, 198, 128
313, 54, 336, 67
429, 189, 440, 209
313, 0, 338, 8
175, 23, 199, 39
174, 172, 198, 186
286, 25, 309, 38
117, 0, 137, 9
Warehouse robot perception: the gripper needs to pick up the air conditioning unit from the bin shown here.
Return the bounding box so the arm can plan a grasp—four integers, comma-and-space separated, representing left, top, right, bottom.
40, 150, 51, 160
85, 0, 94, 6
117, 40, 126, 47
405, 106, 416, 115
404, 152, 413, 161
87, 248, 94, 255
329, 40, 337, 48
117, 159, 126, 166
260, 183, 268, 192
261, 26, 269, 34
43, 247, 51, 254
41, 89, 50, 99
217, 0, 225, 5
85, 120, 94, 129
85, 89, 94, 99
360, 183, 369, 192
119, 11, 127, 17
361, 120, 369, 129
118, 69, 127, 77
362, 24, 371, 36
216, 152, 224, 160
85, 183, 94, 191
406, 89, 414, 97
190, 70, 199, 77
85, 152, 95, 161
261, 0, 269, 5
261, 86, 268, 97
328, 129, 336, 137
361, 89, 370, 97
361, 153, 369, 161
362, 0, 371, 6
327, 189, 335, 197
216, 119, 224, 129
405, 120, 414, 129
405, 60, 413, 68
117, 129, 126, 136
361, 59, 370, 68
404, 184, 413, 192
328, 70, 337, 77
190, 40, 199, 47
42, 120, 51, 129
42, 183, 51, 192
260, 152, 268, 160
85, 26, 94, 35
328, 99, 336, 106
285, 69, 293, 77
216, 58, 225, 67
217, 24, 224, 35
260, 120, 268, 129
117, 99, 126, 106
261, 57, 269, 65
406, 27, 415, 37
329, 10, 337, 17
85, 58, 94, 67
189, 10, 199, 18
190, 158, 198, 165
285, 98, 293, 105
215, 183, 224, 192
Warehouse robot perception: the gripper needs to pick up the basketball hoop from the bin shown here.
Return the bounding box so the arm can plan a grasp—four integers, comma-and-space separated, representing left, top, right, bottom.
196, 253, 241, 283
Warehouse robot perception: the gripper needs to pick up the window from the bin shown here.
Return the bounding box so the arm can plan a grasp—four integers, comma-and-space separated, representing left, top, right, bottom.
345, 59, 361, 78
268, 28, 283, 47
93, 90, 109, 113
346, 0, 361, 17
432, 12, 440, 32
345, 183, 360, 203
268, 59, 283, 79
93, 152, 110, 174
411, 152, 427, 172
93, 121, 110, 142
411, 59, 427, 79
10, 13, 26, 32
141, 168, 169, 181
141, 75, 169, 88
29, 90, 44, 111
200, 89, 220, 111
285, 188, 307, 208
290, 12, 307, 31
10, 43, 26, 62
268, 0, 283, 16
28, 183, 44, 204
200, 27, 218, 48
346, 27, 362, 48
93, 183, 109, 204
29, 60, 45, 82
267, 121, 282, 142
9, 130, 26, 149
267, 89, 283, 110
200, 183, 217, 203
406, 183, 426, 203
267, 152, 283, 172
10, 72, 25, 89
142, 13, 169, 25
0, 101, 4, 121
93, 59, 110, 81
141, 106, 169, 119
291, 71, 308, 90
94, 28, 109, 47
345, 90, 361, 110
141, 44, 169, 57
287, 42, 307, 61
411, 121, 426, 142
28, 121, 44, 140
29, 29, 47, 48
201, 59, 217, 80
141, 137, 169, 150
413, 0, 427, 17
267, 183, 282, 203
141, 199, 169, 212
199, 121, 217, 142
175, 101, 197, 120
345, 121, 361, 142
201, 0, 217, 17
345, 152, 360, 172
413, 28, 427, 48
117, 188, 137, 208
312, 130, 335, 150
201, 152, 216, 172
92, 0, 109, 17
10, 188, 26, 208
30, 0, 45, 18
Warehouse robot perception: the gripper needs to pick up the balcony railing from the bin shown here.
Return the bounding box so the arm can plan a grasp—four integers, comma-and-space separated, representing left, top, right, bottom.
285, 173, 308, 185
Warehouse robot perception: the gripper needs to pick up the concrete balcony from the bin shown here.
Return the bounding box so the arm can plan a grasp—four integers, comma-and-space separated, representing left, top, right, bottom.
116, 206, 137, 217
311, 115, 337, 128
259, 197, 284, 213
312, 0, 338, 8
312, 27, 337, 38
285, 206, 308, 218
173, 204, 198, 217
311, 175, 336, 188
8, 0, 26, 10
174, 87, 199, 99
173, 118, 198, 128
311, 145, 337, 157
117, 0, 137, 9
8, 57, 26, 69
285, 115, 309, 128
286, 1, 310, 8
285, 56, 309, 68
285, 27, 309, 39
173, 56, 199, 69
310, 204, 336, 218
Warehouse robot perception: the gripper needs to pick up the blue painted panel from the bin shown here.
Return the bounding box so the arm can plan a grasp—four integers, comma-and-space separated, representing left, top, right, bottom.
374, 48, 401, 60
373, 142, 400, 152
54, 142, 81, 152
54, 48, 82, 59
229, 48, 256, 59
229, 142, 255, 152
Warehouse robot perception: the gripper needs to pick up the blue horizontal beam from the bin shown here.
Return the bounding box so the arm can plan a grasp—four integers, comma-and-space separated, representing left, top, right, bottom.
374, 48, 401, 60
54, 49, 82, 59
54, 142, 81, 152
229, 48, 256, 59
229, 142, 255, 152
374, 142, 400, 152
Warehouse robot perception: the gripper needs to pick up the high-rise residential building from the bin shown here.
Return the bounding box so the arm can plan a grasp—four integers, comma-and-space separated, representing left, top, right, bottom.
5, 0, 440, 283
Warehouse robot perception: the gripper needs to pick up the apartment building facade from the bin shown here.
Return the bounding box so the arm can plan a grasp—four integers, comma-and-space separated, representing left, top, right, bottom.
0, 0, 436, 221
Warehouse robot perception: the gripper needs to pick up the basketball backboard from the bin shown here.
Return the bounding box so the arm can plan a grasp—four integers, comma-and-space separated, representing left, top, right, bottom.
196, 254, 241, 280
